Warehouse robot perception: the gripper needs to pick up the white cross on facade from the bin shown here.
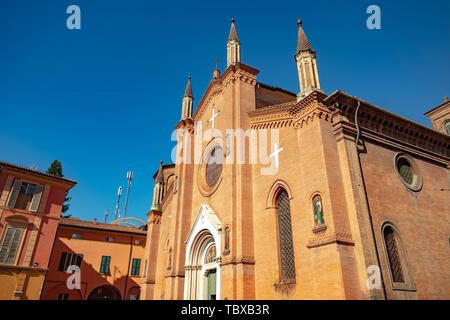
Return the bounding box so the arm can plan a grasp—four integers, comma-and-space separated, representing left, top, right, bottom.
269, 143, 283, 168
206, 104, 220, 132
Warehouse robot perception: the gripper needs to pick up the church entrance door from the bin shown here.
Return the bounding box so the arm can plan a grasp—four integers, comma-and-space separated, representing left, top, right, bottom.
206, 269, 216, 300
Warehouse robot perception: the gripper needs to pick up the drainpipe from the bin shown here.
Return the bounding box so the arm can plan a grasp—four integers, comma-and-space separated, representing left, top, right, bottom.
353, 100, 387, 299
123, 233, 134, 300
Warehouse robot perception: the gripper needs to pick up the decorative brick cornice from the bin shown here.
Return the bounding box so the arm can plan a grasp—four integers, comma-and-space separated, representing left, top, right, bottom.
146, 210, 162, 224
324, 90, 450, 160
307, 230, 354, 248
248, 90, 330, 129
175, 118, 195, 134
193, 62, 259, 121
220, 255, 255, 266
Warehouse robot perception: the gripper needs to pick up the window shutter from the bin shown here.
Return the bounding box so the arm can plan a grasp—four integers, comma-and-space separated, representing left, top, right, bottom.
58, 252, 67, 271
100, 256, 106, 273
100, 256, 111, 274
131, 258, 141, 275
0, 228, 16, 263
0, 227, 24, 265
105, 256, 111, 273
29, 185, 44, 212
7, 179, 22, 208
136, 259, 141, 275
76, 254, 83, 267
6, 228, 24, 264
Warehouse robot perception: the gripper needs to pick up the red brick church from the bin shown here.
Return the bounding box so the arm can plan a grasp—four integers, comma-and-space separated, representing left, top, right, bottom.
139, 18, 450, 300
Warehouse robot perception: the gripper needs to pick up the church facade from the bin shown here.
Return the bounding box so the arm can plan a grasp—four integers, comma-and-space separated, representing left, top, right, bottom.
140, 19, 450, 300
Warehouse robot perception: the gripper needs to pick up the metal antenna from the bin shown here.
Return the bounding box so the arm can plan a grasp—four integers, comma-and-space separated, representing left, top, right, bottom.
104, 209, 109, 223
114, 186, 122, 220
123, 171, 133, 217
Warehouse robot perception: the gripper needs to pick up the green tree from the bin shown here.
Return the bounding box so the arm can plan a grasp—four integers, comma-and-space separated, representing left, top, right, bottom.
46, 160, 63, 177
46, 160, 71, 214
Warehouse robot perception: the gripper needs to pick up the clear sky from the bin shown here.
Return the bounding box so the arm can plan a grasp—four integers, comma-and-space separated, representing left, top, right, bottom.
1, 0, 449, 223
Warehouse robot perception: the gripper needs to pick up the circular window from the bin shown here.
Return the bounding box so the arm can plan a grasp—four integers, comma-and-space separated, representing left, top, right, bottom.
394, 153, 422, 191
205, 146, 223, 187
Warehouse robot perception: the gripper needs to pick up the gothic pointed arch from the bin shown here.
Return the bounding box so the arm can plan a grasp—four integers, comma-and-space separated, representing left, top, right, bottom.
380, 222, 416, 292
184, 205, 222, 300
272, 187, 296, 286
266, 179, 293, 209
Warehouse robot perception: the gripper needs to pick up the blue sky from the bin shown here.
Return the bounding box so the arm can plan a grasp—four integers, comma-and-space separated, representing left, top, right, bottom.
1, 0, 449, 223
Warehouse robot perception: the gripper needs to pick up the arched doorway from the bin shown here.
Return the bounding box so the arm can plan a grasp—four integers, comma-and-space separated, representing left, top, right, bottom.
87, 285, 121, 300
184, 205, 222, 300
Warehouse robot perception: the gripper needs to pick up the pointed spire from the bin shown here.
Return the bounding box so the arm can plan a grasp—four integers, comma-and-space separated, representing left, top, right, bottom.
183, 73, 193, 98
228, 18, 240, 42
296, 18, 312, 53
156, 160, 164, 183
227, 18, 241, 67
294, 18, 322, 101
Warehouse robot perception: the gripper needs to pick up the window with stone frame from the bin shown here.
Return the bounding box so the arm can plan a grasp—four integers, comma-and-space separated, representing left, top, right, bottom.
0, 226, 25, 265
7, 179, 44, 212
205, 146, 223, 187
276, 189, 296, 282
383, 227, 405, 283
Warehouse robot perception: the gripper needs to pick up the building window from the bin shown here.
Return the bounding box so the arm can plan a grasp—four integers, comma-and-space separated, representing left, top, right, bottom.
99, 256, 111, 274
0, 226, 25, 265
131, 258, 141, 276
205, 146, 223, 187
205, 245, 216, 264
276, 189, 296, 282
57, 293, 69, 300
224, 226, 230, 252
58, 252, 83, 271
134, 240, 143, 246
106, 237, 114, 242
397, 158, 414, 185
444, 120, 450, 135
7, 180, 44, 212
394, 153, 422, 191
72, 234, 82, 239
383, 226, 405, 283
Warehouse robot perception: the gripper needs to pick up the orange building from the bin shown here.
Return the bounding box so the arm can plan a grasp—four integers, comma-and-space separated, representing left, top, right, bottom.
41, 217, 147, 300
140, 19, 450, 300
0, 161, 76, 300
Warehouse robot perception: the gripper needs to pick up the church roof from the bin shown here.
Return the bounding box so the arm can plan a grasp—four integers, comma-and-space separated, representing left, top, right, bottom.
296, 19, 312, 52
228, 18, 240, 41
152, 163, 175, 180
184, 74, 193, 98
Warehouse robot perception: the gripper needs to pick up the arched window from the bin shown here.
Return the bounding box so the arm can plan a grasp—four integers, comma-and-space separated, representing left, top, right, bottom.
383, 226, 404, 283
224, 226, 230, 252
276, 189, 296, 282
444, 120, 450, 135
205, 244, 216, 264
